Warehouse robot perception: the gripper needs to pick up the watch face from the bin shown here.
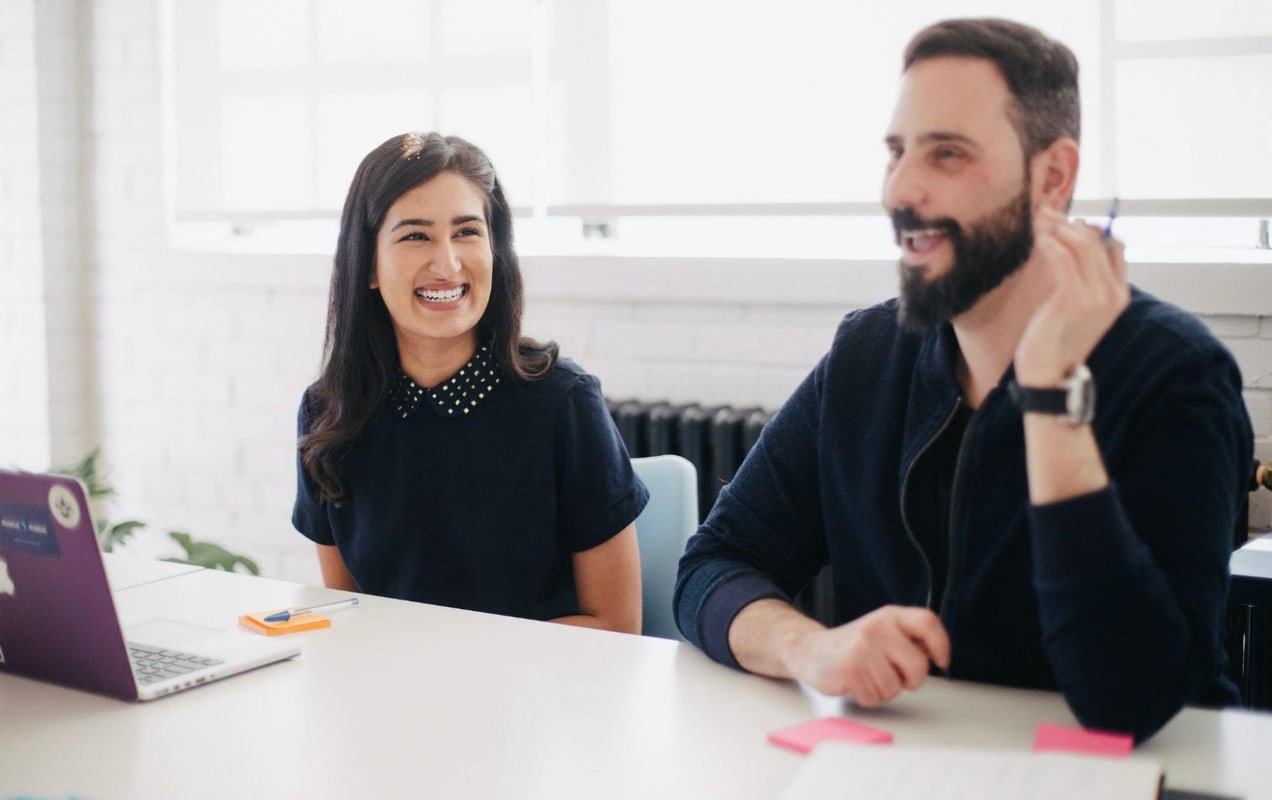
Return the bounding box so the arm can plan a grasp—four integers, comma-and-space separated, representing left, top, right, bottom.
1064, 364, 1096, 425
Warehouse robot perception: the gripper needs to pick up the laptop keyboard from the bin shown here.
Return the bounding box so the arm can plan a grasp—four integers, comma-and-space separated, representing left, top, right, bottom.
128, 642, 225, 685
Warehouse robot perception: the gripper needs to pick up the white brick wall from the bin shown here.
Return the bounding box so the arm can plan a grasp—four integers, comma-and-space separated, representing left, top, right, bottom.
2, 0, 1269, 588
1, 0, 50, 469
33, 0, 96, 467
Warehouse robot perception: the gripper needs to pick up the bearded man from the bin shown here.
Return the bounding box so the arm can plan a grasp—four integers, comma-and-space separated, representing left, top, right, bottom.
674, 17, 1251, 744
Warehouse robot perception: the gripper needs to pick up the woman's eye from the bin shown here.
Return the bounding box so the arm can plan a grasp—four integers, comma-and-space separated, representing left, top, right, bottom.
456, 227, 481, 238
401, 231, 428, 242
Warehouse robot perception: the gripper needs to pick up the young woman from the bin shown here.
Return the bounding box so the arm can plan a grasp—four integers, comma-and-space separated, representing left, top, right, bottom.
293, 132, 646, 634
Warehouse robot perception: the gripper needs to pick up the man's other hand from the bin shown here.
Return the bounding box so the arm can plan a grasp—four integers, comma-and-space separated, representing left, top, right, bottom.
783, 605, 951, 706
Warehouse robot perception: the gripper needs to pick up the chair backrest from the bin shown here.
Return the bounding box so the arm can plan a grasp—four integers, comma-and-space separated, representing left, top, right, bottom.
630, 455, 699, 640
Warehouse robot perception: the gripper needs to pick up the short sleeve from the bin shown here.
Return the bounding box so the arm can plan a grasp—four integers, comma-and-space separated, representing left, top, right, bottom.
291, 390, 335, 546
553, 373, 649, 553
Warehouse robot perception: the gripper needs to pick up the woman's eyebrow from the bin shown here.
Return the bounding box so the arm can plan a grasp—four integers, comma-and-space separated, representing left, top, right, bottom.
389, 218, 432, 232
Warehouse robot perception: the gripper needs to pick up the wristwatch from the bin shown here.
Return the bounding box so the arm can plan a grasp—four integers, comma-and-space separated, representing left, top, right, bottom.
1008, 364, 1096, 425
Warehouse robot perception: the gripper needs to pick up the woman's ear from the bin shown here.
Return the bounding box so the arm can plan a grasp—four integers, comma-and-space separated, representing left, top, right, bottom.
369, 262, 379, 290
1031, 137, 1079, 212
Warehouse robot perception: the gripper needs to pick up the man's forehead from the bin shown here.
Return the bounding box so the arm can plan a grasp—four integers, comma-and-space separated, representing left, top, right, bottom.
887, 56, 1014, 141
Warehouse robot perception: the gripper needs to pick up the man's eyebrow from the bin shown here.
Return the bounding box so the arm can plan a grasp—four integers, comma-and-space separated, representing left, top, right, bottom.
919, 131, 978, 147
886, 131, 981, 148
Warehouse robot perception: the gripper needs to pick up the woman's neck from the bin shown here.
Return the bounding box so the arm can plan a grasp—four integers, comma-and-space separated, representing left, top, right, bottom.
397, 332, 479, 389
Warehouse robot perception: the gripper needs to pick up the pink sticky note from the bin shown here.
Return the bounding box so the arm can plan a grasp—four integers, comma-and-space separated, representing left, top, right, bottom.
1033, 722, 1133, 757
768, 717, 894, 754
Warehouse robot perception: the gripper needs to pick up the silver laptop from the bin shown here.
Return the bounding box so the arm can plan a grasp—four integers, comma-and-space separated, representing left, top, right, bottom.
0, 469, 300, 700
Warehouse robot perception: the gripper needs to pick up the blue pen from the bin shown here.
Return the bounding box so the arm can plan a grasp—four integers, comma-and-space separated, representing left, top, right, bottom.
1102, 197, 1119, 241
264, 597, 359, 623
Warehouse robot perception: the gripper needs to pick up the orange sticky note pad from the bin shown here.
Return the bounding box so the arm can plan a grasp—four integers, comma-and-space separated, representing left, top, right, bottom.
768, 717, 893, 754
1033, 722, 1133, 757
239, 611, 332, 636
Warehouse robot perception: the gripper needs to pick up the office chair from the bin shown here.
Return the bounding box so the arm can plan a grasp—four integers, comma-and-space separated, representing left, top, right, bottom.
631, 455, 699, 640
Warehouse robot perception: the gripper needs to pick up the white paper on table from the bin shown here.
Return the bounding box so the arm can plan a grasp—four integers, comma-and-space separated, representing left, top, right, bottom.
779, 743, 1162, 800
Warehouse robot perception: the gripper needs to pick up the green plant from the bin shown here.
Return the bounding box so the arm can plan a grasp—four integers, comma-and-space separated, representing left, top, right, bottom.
51, 448, 261, 575
167, 531, 259, 574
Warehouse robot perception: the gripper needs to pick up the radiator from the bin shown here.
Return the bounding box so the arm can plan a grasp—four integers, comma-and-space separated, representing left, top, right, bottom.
606, 399, 774, 523
608, 397, 834, 624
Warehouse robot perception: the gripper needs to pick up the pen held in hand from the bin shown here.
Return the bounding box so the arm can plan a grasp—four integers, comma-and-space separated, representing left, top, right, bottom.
264, 597, 359, 623
1102, 197, 1119, 241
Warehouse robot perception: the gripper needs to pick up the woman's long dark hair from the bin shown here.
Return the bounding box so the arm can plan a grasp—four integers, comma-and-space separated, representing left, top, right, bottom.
300, 132, 558, 503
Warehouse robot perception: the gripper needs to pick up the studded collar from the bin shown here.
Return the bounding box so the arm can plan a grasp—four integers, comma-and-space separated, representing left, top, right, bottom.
391, 344, 502, 419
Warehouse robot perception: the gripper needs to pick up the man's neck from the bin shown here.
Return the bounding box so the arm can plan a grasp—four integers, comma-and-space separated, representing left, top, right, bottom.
950, 261, 1048, 408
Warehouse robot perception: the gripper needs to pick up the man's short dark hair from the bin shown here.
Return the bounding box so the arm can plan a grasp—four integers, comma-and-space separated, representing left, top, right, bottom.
903, 18, 1080, 158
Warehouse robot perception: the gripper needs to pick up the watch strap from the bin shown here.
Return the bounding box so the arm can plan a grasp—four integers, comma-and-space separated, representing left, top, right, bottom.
1007, 364, 1096, 425
1007, 383, 1069, 414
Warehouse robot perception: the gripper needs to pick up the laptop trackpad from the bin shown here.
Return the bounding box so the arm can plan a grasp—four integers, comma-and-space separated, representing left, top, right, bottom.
125, 618, 224, 649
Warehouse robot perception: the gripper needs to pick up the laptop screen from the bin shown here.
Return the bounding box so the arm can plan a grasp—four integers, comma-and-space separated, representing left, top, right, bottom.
0, 471, 138, 699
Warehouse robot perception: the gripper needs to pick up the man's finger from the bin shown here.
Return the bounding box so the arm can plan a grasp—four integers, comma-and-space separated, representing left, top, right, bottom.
889, 638, 935, 690
894, 608, 951, 668
867, 652, 904, 703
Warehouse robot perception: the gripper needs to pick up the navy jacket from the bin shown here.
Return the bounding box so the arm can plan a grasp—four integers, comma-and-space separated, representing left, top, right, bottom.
675, 289, 1250, 742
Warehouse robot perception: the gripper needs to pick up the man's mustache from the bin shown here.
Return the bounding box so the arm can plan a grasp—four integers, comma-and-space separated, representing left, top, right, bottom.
891, 208, 962, 245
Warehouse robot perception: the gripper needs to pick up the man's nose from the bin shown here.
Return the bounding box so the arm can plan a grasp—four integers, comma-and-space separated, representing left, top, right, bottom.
882, 153, 927, 215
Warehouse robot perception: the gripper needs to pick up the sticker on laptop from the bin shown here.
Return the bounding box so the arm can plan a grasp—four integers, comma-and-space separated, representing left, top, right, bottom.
48, 483, 82, 530
0, 554, 12, 596
0, 553, 10, 663
0, 502, 63, 557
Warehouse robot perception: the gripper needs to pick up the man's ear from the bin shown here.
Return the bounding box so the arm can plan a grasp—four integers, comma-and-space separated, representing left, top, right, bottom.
1031, 137, 1079, 212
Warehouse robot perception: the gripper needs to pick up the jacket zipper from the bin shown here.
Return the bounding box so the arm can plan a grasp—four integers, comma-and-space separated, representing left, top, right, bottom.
899, 399, 962, 610
938, 406, 978, 616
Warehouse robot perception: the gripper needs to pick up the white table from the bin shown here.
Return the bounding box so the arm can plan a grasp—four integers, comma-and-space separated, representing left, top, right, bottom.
103, 552, 204, 590
2, 558, 1271, 799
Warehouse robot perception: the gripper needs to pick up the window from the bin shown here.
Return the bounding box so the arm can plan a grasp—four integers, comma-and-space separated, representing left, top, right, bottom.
167, 0, 538, 218
163, 0, 1272, 258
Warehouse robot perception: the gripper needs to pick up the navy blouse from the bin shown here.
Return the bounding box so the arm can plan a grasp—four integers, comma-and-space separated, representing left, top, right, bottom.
293, 349, 648, 621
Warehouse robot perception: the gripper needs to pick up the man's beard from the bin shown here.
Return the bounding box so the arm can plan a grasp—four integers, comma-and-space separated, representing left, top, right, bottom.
893, 186, 1035, 333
